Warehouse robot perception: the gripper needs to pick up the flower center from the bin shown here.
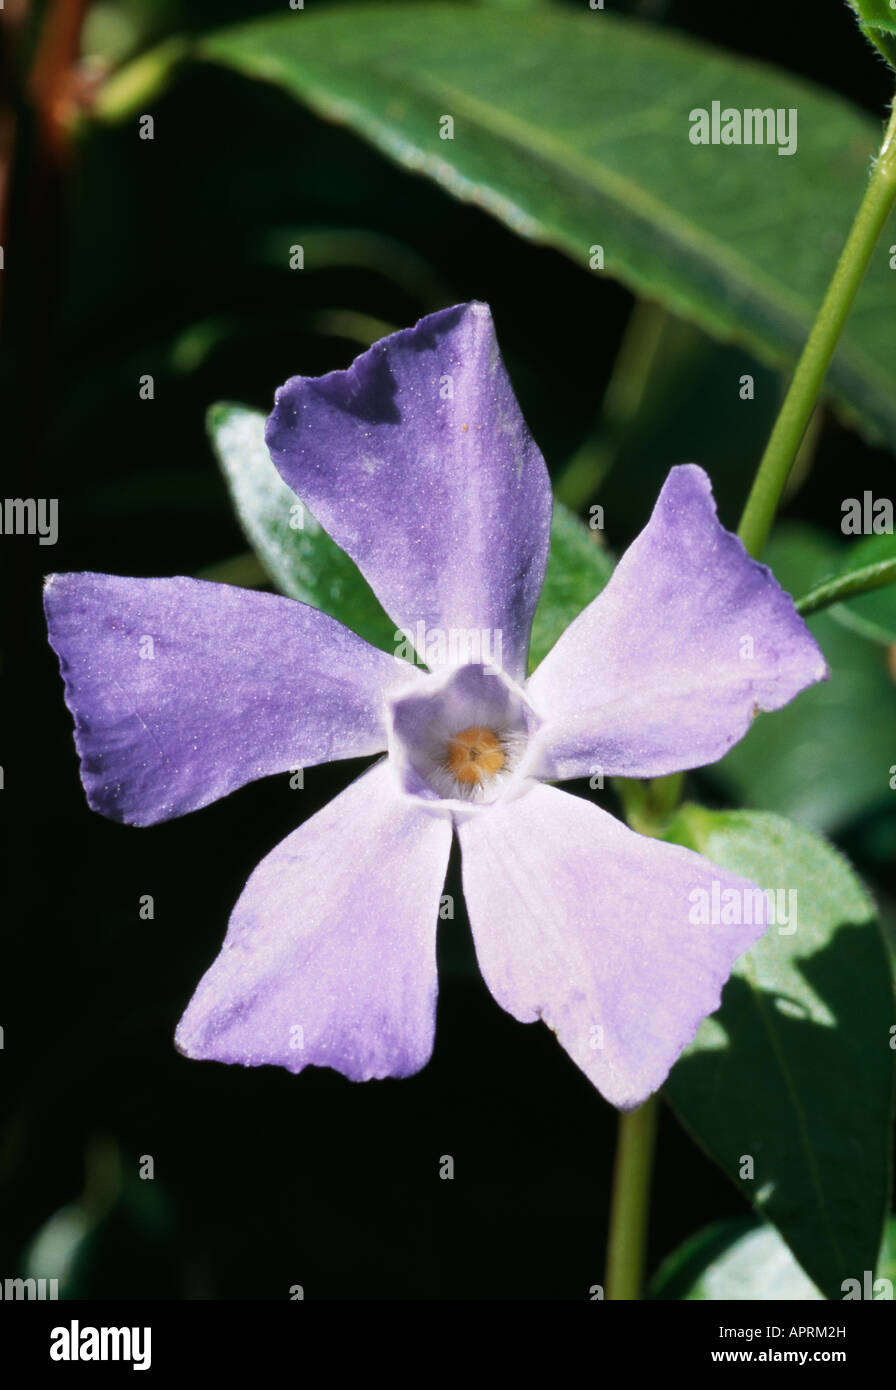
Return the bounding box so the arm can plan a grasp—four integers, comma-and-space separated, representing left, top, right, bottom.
386, 661, 542, 809
446, 726, 506, 786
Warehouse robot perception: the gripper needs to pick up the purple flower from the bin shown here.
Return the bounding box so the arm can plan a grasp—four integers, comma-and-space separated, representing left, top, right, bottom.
44, 303, 827, 1109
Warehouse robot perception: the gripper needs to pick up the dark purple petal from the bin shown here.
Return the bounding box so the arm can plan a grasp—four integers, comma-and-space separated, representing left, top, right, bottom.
526, 465, 828, 782
266, 302, 552, 682
45, 572, 420, 826
175, 762, 452, 1080
458, 783, 767, 1110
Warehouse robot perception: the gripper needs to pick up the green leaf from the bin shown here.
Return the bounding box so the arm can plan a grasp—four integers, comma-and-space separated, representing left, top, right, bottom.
711, 525, 896, 834
207, 402, 397, 652
649, 1218, 824, 1300
201, 5, 896, 452
92, 36, 188, 121
881, 1209, 896, 1280
830, 531, 896, 644
846, 2, 896, 70
528, 502, 613, 671
663, 804, 895, 1302
650, 1213, 896, 1300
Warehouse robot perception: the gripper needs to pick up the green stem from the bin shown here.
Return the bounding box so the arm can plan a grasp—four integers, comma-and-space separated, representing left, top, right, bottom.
796, 556, 896, 617
738, 101, 896, 559
603, 773, 678, 1300
604, 92, 896, 1316
605, 1095, 658, 1300
614, 770, 683, 838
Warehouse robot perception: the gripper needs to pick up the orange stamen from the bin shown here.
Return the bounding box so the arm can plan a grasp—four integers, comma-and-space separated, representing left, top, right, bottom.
447, 726, 506, 786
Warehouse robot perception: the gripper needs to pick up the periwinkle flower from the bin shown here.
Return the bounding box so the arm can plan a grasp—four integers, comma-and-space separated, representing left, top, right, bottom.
44, 303, 827, 1109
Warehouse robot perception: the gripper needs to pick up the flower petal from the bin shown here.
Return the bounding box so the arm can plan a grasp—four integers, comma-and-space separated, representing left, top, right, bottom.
266, 302, 552, 682
45, 572, 419, 825
457, 783, 767, 1110
526, 465, 828, 782
175, 762, 452, 1080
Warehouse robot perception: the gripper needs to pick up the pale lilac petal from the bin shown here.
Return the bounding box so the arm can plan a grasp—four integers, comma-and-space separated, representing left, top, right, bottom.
175, 762, 452, 1080
526, 465, 828, 782
458, 783, 766, 1110
44, 572, 419, 826
266, 302, 552, 682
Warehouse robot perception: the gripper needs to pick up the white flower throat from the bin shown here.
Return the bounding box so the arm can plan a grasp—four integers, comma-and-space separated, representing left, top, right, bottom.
387, 662, 540, 809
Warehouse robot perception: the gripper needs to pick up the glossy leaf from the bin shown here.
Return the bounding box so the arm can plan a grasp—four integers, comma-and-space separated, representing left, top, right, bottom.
650, 1213, 896, 1300
663, 804, 894, 1302
202, 5, 896, 452
649, 1218, 824, 1300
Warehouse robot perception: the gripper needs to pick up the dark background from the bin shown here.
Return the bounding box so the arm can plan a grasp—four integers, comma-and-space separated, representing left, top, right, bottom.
1, 0, 894, 1298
